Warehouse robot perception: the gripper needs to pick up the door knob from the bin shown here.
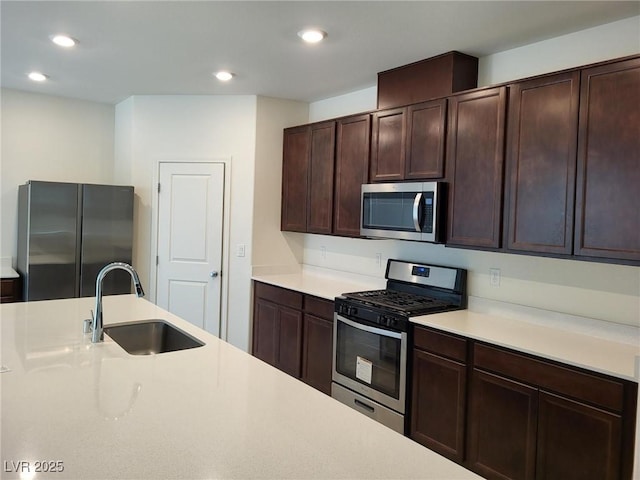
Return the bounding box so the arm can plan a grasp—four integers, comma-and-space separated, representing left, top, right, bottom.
209, 271, 219, 278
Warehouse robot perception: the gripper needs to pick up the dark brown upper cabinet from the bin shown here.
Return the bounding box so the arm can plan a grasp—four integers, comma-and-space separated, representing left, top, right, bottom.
334, 113, 371, 237
281, 125, 310, 232
574, 57, 640, 262
370, 99, 447, 183
370, 108, 406, 182
307, 122, 336, 234
446, 86, 507, 249
504, 71, 580, 255
406, 99, 447, 179
377, 51, 478, 109
281, 121, 336, 234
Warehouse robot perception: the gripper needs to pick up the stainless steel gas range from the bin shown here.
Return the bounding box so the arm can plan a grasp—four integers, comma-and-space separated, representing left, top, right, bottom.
331, 259, 467, 434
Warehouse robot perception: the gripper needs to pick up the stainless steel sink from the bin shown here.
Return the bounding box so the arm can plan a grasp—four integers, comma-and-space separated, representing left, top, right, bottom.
104, 319, 205, 355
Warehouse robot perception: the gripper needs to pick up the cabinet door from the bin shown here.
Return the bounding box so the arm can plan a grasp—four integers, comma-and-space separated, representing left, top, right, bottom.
307, 122, 336, 234
334, 114, 371, 237
446, 87, 507, 248
370, 108, 406, 182
406, 99, 447, 179
252, 298, 279, 367
410, 349, 466, 463
575, 58, 640, 261
281, 126, 310, 232
301, 313, 334, 395
536, 391, 622, 480
277, 306, 303, 378
467, 369, 538, 480
505, 72, 580, 255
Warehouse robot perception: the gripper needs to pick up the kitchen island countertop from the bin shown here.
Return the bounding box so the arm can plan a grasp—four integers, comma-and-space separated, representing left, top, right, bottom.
0, 295, 480, 480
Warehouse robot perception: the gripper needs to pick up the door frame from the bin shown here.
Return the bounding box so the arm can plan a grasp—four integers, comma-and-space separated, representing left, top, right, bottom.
150, 158, 232, 340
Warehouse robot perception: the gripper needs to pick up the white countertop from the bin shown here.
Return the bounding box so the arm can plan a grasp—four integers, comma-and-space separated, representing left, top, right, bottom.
1, 266, 19, 279
0, 295, 480, 480
412, 309, 639, 382
252, 266, 385, 300
253, 269, 640, 382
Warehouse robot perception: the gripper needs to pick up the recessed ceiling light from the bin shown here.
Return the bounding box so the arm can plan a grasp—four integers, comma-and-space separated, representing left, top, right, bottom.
298, 29, 327, 44
28, 72, 47, 82
50, 34, 77, 47
214, 71, 234, 82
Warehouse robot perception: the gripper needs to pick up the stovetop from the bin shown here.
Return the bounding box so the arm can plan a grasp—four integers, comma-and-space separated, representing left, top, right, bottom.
341, 289, 453, 316
336, 259, 467, 321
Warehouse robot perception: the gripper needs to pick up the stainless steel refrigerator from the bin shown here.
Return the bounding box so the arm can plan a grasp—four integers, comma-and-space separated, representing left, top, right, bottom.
17, 181, 134, 301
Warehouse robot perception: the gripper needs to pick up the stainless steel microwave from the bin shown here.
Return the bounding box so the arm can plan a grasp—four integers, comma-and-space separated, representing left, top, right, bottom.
360, 182, 445, 242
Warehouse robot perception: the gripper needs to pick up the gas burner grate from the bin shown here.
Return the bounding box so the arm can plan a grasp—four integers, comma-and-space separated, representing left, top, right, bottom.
342, 289, 451, 315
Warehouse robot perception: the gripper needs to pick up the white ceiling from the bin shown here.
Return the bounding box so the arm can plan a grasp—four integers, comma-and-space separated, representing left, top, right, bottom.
2, 1, 639, 105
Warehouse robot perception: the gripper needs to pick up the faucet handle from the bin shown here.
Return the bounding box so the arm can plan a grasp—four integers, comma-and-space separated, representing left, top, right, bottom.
83, 318, 93, 334
83, 310, 95, 334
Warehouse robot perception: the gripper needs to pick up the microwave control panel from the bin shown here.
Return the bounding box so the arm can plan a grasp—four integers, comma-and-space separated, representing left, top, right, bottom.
423, 192, 434, 233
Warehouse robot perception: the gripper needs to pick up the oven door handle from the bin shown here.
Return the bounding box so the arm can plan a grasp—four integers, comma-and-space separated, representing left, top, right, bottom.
337, 315, 402, 339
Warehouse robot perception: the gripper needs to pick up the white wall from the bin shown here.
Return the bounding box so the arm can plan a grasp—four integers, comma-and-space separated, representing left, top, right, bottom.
114, 95, 313, 351
309, 87, 377, 123
478, 16, 640, 87
114, 95, 257, 350
305, 17, 640, 328
1, 88, 115, 265
252, 97, 308, 270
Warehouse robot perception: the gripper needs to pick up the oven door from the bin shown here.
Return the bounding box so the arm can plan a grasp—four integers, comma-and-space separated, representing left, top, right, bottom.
332, 314, 407, 414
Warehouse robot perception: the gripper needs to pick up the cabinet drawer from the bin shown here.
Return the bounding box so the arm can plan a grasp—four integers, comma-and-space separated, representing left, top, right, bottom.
474, 343, 624, 412
254, 282, 303, 310
414, 326, 467, 363
304, 295, 334, 320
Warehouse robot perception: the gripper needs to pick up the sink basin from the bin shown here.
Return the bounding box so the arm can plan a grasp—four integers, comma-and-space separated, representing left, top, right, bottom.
104, 319, 205, 355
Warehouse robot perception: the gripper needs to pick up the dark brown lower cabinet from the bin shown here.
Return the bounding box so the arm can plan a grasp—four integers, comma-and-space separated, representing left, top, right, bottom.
253, 281, 334, 393
467, 369, 538, 480
0, 277, 21, 303
465, 342, 637, 480
409, 328, 637, 480
411, 349, 467, 462
536, 391, 622, 480
252, 298, 279, 366
301, 296, 334, 395
276, 306, 303, 377
252, 282, 303, 378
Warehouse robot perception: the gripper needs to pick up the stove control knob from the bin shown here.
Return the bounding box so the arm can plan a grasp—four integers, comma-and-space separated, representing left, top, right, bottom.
377, 315, 385, 325
347, 306, 358, 316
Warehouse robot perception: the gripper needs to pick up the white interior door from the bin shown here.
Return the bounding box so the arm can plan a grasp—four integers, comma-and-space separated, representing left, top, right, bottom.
156, 162, 224, 335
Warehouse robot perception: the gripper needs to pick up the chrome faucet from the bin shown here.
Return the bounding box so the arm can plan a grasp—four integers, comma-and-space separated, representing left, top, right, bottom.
91, 262, 145, 343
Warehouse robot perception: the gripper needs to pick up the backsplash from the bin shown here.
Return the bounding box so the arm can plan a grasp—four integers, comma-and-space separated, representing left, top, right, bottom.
300, 234, 640, 329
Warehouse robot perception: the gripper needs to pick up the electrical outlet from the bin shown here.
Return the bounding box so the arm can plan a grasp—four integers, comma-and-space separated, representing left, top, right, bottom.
237, 244, 246, 257
490, 268, 501, 287
376, 253, 382, 267
321, 246, 326, 260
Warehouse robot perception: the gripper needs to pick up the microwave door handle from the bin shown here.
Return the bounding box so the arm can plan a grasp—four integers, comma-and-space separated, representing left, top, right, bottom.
413, 192, 424, 232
